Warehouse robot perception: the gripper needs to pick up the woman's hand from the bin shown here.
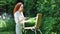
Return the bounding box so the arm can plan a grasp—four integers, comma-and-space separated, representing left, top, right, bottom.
18, 17, 25, 24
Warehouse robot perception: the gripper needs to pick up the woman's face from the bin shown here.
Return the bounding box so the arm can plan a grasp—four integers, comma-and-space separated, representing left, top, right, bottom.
19, 4, 23, 12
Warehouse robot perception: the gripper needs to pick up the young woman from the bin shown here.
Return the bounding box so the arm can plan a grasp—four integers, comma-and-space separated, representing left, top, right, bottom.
13, 2, 25, 34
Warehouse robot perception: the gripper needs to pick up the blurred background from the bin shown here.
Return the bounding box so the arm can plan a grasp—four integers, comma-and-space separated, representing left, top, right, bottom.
0, 0, 60, 34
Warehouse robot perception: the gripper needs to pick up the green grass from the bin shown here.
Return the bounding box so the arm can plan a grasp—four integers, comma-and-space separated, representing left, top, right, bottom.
0, 31, 15, 34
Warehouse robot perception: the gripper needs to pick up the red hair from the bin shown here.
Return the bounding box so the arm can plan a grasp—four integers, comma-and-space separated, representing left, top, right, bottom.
13, 2, 22, 14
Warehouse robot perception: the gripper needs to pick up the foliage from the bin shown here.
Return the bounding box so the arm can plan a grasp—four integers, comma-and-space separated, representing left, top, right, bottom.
0, 0, 60, 34
37, 0, 60, 17
25, 17, 36, 27
23, 0, 37, 17
24, 0, 60, 34
0, 31, 15, 34
0, 13, 15, 31
36, 0, 60, 34
0, 0, 17, 14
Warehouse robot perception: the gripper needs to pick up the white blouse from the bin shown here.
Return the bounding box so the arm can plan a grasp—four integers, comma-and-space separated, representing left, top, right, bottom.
14, 11, 25, 24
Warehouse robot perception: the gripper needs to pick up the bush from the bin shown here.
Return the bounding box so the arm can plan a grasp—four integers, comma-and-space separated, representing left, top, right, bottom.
0, 13, 15, 31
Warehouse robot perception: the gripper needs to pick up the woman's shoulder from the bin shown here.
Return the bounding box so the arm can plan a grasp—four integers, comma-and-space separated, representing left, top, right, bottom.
14, 11, 19, 16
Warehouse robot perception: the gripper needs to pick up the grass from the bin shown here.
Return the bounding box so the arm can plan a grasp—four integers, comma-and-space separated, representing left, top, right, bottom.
0, 31, 15, 34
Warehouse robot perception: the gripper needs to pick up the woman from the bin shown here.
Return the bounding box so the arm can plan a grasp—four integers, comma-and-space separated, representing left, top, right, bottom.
13, 2, 25, 34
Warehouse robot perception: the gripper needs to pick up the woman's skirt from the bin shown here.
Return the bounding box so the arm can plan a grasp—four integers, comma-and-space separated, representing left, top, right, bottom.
16, 23, 23, 34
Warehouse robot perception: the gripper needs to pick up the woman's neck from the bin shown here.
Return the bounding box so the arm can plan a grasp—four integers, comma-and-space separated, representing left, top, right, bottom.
18, 10, 23, 13
17, 10, 23, 14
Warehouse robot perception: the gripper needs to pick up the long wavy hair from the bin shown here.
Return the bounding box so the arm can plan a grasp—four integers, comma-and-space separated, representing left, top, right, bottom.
13, 2, 23, 14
